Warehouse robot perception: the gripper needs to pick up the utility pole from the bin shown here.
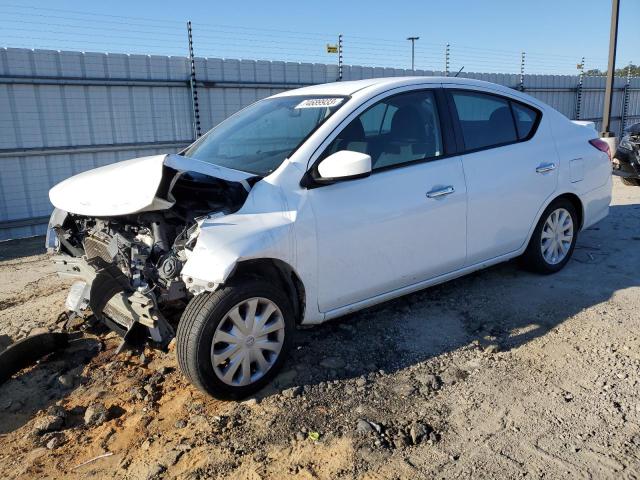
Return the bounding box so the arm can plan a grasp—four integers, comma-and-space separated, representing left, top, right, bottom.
601, 0, 620, 139
407, 36, 419, 71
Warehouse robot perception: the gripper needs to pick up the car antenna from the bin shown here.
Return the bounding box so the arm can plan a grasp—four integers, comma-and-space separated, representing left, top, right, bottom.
454, 66, 464, 77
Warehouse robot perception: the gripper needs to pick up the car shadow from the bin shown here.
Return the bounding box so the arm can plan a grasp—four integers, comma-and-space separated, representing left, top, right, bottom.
0, 236, 45, 262
257, 202, 640, 397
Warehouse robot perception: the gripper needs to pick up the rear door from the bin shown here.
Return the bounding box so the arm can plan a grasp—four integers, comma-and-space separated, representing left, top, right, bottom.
445, 87, 558, 265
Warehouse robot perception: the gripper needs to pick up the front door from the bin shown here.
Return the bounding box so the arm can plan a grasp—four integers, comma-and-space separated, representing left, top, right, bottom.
307, 89, 468, 312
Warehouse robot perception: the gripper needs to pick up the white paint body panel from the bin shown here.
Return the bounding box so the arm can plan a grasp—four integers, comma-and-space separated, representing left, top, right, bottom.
317, 150, 371, 179
49, 154, 168, 216
445, 84, 560, 264
461, 137, 559, 264
49, 154, 254, 216
309, 156, 467, 312
48, 77, 613, 326
180, 164, 297, 285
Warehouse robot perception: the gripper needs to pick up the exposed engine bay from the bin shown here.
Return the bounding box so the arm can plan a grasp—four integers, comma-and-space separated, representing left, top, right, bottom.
49, 161, 253, 348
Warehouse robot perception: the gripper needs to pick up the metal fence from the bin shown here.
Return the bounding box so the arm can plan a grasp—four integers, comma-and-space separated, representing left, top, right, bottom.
0, 46, 639, 241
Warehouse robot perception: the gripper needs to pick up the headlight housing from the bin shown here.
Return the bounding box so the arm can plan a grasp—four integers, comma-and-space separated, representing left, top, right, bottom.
45, 208, 68, 253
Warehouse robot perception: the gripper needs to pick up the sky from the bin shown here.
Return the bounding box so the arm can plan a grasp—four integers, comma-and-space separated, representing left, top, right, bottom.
0, 0, 637, 75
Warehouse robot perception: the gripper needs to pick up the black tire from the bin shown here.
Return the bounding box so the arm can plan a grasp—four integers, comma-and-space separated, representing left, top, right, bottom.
176, 277, 294, 399
621, 177, 640, 186
520, 198, 578, 274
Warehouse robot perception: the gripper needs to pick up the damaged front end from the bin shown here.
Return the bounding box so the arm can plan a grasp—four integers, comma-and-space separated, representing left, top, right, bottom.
47, 154, 256, 349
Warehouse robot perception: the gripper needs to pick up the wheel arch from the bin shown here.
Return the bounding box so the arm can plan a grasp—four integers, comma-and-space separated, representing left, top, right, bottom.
522, 191, 584, 255
226, 258, 306, 325
553, 192, 584, 230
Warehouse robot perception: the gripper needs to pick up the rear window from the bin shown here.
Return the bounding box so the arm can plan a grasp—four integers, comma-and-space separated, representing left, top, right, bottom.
450, 91, 541, 152
452, 91, 518, 150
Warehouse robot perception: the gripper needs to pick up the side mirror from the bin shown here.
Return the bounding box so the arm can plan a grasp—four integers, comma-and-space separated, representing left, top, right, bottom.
315, 150, 372, 184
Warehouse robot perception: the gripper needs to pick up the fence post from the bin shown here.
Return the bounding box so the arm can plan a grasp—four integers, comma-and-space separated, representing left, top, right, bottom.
519, 51, 525, 91
445, 43, 450, 76
337, 34, 343, 81
575, 57, 585, 120
187, 21, 202, 139
620, 62, 632, 135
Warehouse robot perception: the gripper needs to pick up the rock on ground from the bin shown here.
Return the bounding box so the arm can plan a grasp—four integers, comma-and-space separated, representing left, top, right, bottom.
84, 403, 109, 427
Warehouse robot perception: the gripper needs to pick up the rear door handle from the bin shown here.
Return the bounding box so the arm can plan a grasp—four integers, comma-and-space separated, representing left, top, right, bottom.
536, 163, 556, 173
426, 186, 455, 198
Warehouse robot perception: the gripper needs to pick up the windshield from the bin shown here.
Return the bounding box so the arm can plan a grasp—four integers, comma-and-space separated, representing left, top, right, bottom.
183, 95, 347, 176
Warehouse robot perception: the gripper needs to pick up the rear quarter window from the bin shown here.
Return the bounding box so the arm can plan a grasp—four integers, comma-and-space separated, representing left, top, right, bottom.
511, 102, 539, 139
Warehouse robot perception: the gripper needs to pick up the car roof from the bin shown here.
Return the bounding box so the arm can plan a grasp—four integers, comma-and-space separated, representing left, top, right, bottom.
273, 76, 511, 97
271, 76, 545, 109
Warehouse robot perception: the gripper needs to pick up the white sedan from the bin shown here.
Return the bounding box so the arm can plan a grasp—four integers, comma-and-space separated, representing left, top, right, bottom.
47, 77, 612, 398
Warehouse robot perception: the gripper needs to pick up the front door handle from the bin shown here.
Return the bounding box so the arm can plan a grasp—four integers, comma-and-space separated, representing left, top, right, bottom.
426, 186, 455, 198
536, 163, 556, 173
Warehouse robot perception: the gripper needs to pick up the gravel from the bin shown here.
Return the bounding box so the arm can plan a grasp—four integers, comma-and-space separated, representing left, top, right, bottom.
319, 356, 346, 370
57, 374, 75, 389
281, 386, 302, 399
84, 403, 109, 427
32, 415, 64, 435
1, 180, 640, 478
355, 419, 375, 434
44, 433, 66, 450
409, 422, 429, 445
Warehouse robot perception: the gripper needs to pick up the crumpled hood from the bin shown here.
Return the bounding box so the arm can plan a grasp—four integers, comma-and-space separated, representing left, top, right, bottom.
49, 154, 255, 217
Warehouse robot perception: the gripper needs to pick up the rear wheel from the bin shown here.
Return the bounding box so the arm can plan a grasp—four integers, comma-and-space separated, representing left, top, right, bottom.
176, 278, 294, 399
521, 199, 578, 274
621, 177, 640, 186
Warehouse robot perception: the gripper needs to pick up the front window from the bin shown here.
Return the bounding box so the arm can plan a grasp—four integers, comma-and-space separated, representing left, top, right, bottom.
183, 95, 347, 176
321, 90, 443, 171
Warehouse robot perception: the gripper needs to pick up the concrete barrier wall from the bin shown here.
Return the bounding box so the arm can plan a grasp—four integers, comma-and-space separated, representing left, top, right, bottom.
1, 47, 638, 240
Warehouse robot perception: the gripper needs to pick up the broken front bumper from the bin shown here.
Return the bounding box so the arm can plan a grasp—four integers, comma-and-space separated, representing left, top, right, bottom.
53, 255, 174, 346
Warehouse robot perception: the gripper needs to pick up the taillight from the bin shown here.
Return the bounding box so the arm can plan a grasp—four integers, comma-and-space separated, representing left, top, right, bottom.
589, 138, 611, 160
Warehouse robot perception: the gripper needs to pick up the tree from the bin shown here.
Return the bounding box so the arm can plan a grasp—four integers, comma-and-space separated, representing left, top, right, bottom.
584, 64, 639, 77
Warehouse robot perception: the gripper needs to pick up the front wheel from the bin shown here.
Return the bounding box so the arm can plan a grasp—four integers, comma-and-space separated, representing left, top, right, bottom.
176, 278, 294, 399
520, 199, 578, 274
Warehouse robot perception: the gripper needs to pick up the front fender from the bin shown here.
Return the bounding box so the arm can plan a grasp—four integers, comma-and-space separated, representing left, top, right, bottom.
180, 209, 296, 291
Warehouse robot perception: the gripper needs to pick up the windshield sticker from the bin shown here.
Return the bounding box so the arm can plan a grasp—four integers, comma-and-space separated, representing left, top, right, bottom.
294, 98, 344, 109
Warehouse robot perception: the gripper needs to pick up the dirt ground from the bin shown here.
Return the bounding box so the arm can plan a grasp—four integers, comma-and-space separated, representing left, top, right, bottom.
1, 179, 639, 480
